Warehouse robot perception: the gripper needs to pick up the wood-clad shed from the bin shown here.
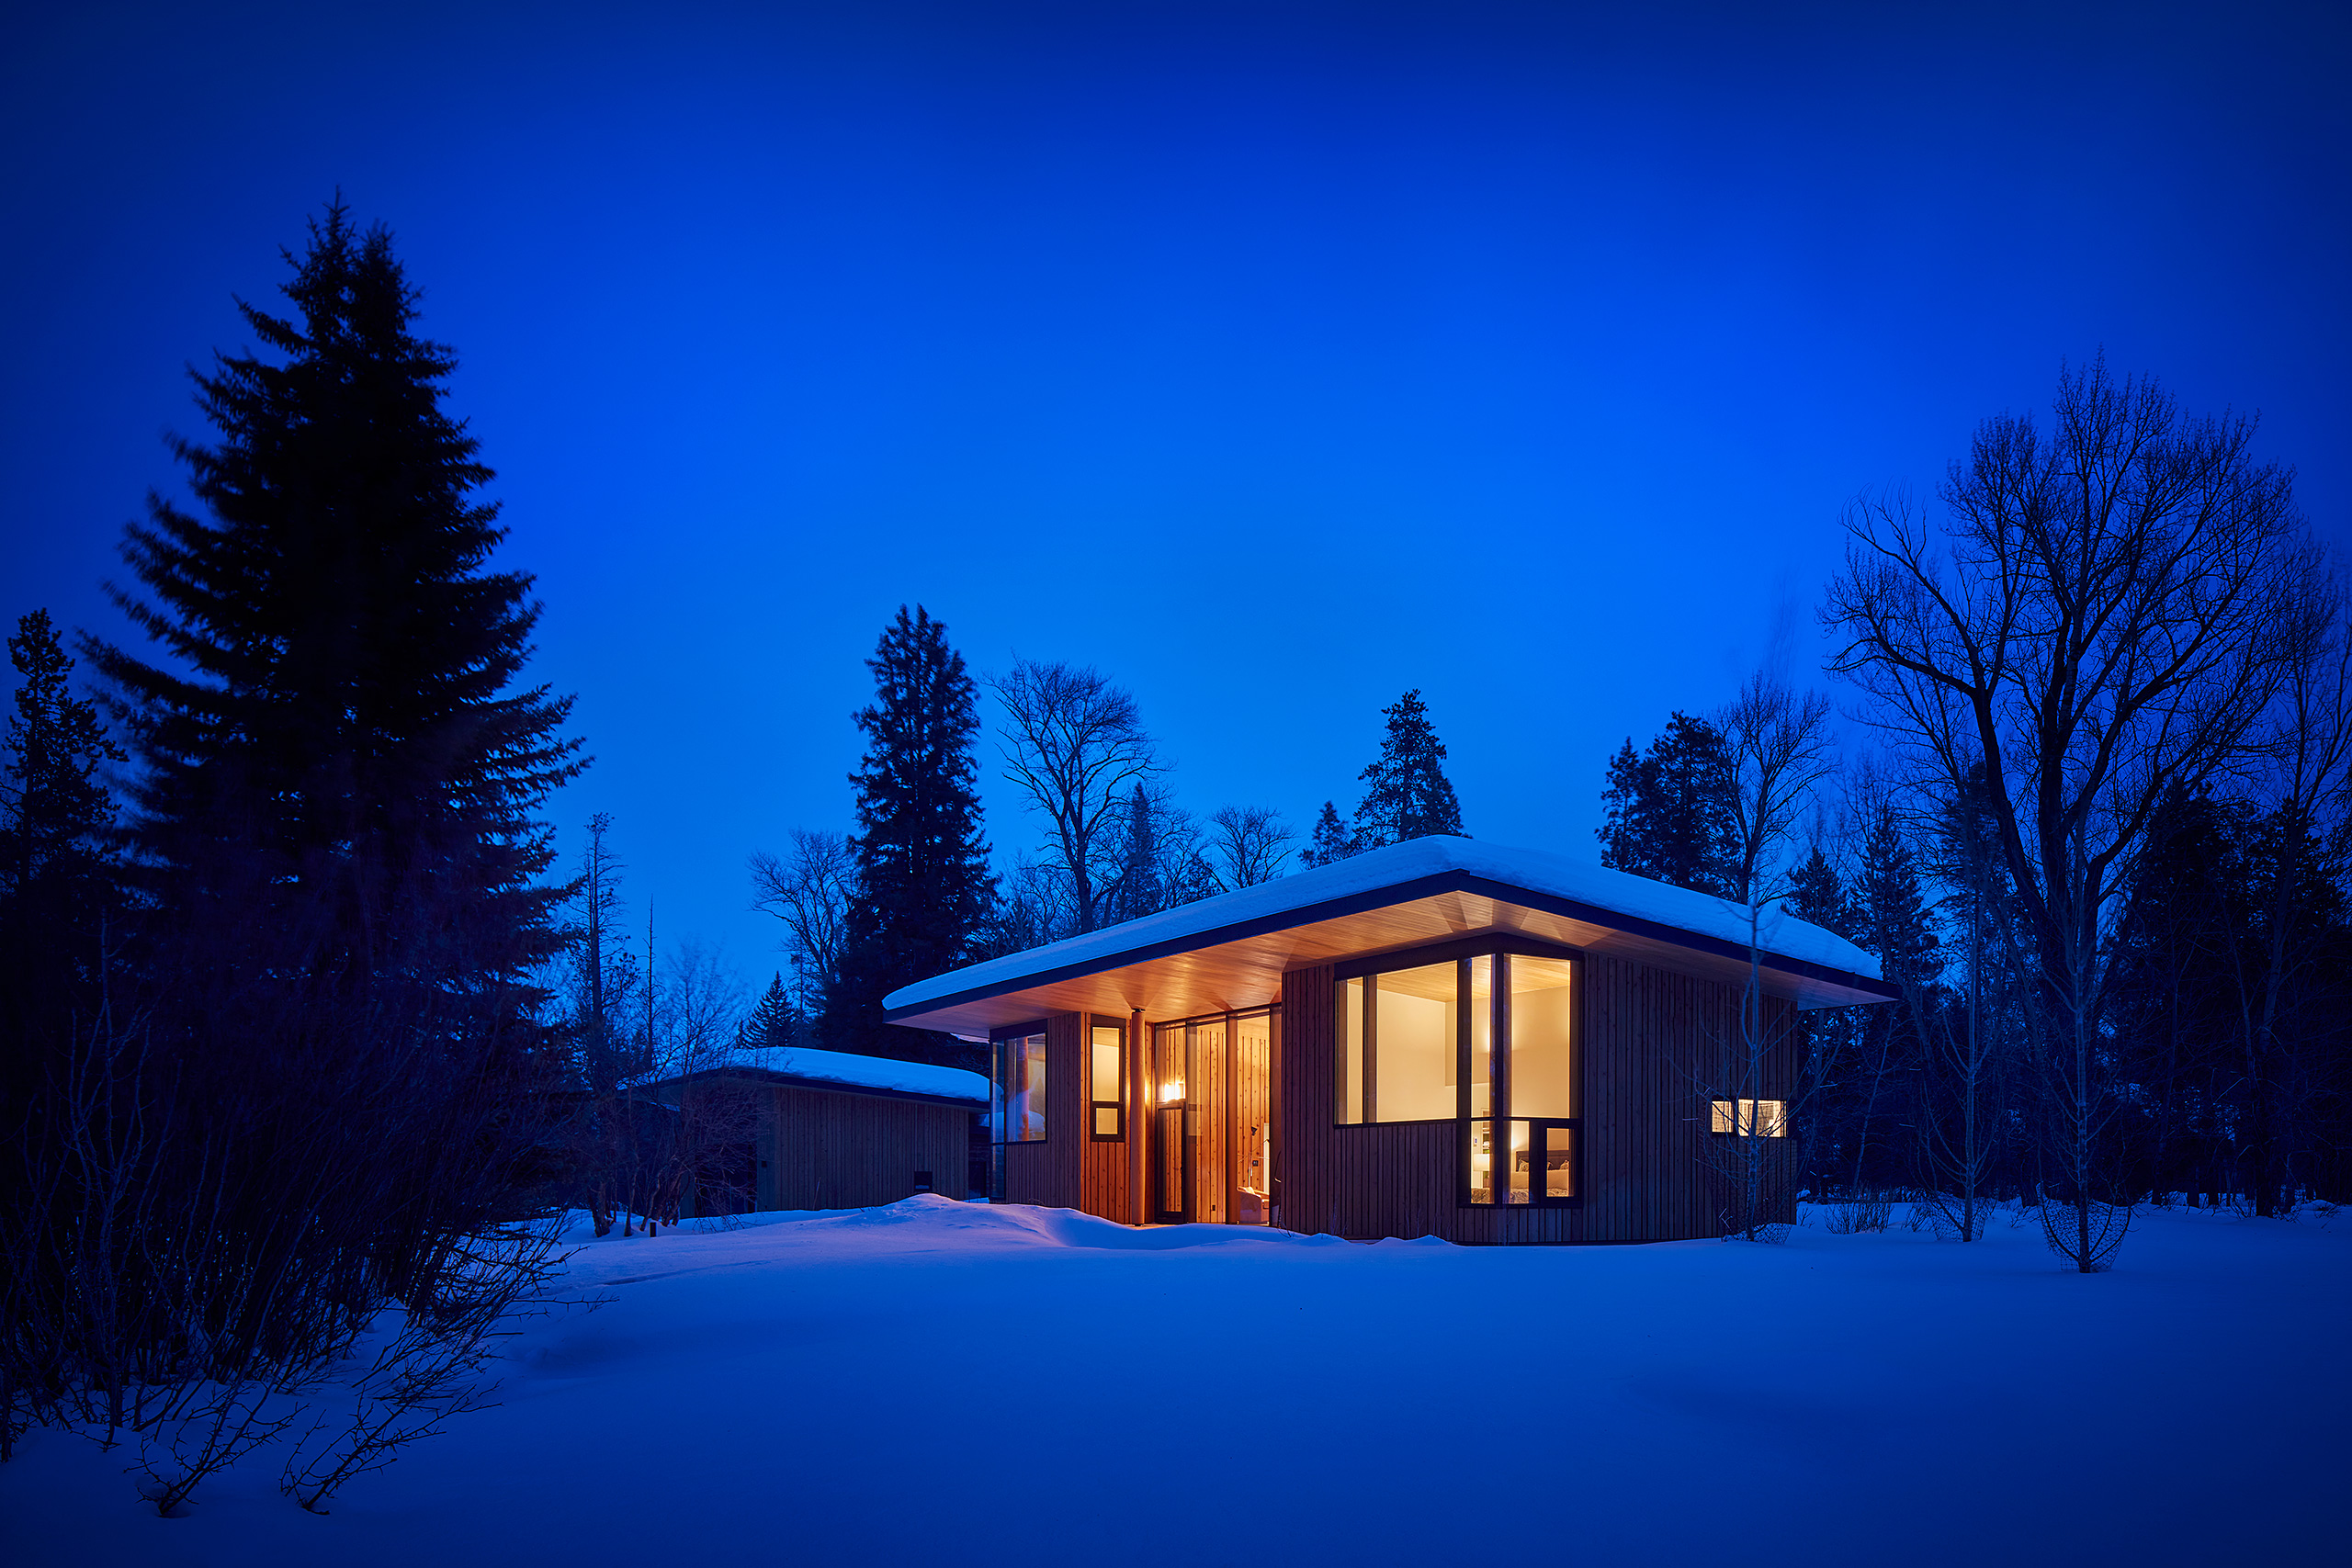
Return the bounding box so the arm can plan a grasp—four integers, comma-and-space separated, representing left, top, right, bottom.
642, 1047, 988, 1213
883, 837, 1894, 1244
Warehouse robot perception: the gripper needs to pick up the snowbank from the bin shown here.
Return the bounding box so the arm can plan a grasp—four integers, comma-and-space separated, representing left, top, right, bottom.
9, 1198, 2342, 1567
886, 835, 1882, 1014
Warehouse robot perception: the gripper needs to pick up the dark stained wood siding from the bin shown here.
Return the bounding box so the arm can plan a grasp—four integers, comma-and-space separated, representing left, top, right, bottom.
765, 1085, 976, 1211
1279, 951, 1801, 1244
1001, 1011, 1084, 1209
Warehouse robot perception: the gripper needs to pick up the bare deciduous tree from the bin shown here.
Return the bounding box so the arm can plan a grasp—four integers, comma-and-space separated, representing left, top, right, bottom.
989, 660, 1159, 933
749, 829, 854, 1013
1208, 805, 1294, 889
1825, 357, 2317, 1270
1702, 671, 1837, 1241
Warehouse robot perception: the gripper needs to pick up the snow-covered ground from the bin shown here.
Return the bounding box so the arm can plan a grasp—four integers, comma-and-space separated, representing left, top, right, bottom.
7, 1198, 2345, 1566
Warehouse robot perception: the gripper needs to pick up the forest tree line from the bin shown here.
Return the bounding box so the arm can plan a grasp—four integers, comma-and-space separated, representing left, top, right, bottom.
0, 207, 1479, 1489
3, 202, 2344, 1501
1597, 361, 2352, 1268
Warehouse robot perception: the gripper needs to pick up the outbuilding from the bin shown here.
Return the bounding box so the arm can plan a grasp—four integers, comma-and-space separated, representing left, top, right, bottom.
883, 837, 1893, 1243
642, 1045, 988, 1213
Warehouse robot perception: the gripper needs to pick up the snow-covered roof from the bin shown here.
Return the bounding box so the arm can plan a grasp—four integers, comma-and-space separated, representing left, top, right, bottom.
885, 836, 1883, 1019
676, 1044, 988, 1106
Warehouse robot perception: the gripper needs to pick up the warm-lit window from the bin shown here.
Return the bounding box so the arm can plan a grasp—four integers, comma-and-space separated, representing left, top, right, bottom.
1338, 947, 1578, 1207
1336, 960, 1475, 1124
991, 1030, 1047, 1144
1090, 1022, 1125, 1140
1711, 1099, 1786, 1137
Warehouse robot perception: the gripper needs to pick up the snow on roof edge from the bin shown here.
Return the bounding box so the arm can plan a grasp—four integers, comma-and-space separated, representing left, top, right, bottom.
662, 1044, 988, 1105
886, 836, 1882, 1014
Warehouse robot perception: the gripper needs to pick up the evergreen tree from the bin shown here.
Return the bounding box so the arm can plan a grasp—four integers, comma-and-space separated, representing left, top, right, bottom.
1, 609, 126, 1108
6, 203, 589, 1403
1111, 783, 1164, 919
86, 200, 582, 1012
1782, 844, 1853, 937
826, 605, 996, 1066
1852, 806, 1941, 989
1299, 800, 1358, 868
746, 972, 797, 1051
1596, 739, 1643, 871
1352, 689, 1465, 848
1592, 713, 1736, 895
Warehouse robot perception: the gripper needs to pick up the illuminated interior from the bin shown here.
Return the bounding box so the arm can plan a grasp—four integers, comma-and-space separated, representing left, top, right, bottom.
1337, 947, 1578, 1208
1711, 1099, 1787, 1137
1090, 1023, 1124, 1139
990, 1032, 1047, 1144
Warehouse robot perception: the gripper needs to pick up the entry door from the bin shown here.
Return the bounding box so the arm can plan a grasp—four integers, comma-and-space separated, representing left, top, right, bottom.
1152, 1021, 1192, 1223
1233, 1011, 1273, 1224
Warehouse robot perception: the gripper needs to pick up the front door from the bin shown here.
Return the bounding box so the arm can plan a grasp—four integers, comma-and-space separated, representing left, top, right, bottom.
1152, 1020, 1193, 1223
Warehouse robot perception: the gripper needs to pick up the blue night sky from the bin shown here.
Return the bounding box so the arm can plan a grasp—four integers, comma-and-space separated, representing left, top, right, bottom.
5, 2, 2347, 979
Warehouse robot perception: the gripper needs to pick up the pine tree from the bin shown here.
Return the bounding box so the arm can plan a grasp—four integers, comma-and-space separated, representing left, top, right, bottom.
1, 609, 126, 1107
1111, 784, 1164, 919
1852, 806, 1940, 989
4, 611, 120, 901
1596, 739, 1642, 871
85, 200, 582, 1012
825, 605, 996, 1066
746, 972, 797, 1051
1782, 844, 1853, 937
1299, 800, 1358, 868
1352, 689, 1465, 849
1592, 712, 1736, 895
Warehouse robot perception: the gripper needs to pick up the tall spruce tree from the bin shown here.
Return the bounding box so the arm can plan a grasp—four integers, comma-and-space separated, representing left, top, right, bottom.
1352, 689, 1465, 848
12, 202, 586, 1404
87, 200, 582, 1011
1593, 713, 1737, 895
1299, 800, 1358, 868
826, 605, 995, 1066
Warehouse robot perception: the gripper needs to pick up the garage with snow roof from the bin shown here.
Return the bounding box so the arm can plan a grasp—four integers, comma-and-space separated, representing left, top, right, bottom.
883, 836, 1894, 1243
640, 1047, 989, 1213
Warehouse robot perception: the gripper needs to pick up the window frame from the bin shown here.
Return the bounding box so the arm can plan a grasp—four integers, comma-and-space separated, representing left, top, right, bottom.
1330, 937, 1582, 1210
987, 1020, 1050, 1147
1088, 1015, 1126, 1142
1710, 1098, 1788, 1138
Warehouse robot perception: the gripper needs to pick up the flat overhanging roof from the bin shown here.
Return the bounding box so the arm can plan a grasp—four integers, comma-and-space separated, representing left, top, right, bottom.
885, 839, 1895, 1036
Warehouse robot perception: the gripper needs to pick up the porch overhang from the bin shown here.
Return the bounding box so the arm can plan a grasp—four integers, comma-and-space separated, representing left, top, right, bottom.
885, 864, 1897, 1037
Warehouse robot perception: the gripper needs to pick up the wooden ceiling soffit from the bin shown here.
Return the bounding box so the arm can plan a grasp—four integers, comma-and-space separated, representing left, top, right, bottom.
888, 872, 1895, 1037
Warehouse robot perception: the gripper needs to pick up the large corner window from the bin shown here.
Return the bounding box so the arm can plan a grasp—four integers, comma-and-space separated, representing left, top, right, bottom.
1090, 1021, 1125, 1141
1336, 945, 1580, 1208
991, 1027, 1047, 1145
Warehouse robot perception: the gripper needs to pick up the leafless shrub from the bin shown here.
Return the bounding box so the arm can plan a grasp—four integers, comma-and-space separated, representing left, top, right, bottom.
2038, 1190, 2132, 1270
1824, 1192, 1894, 1233
278, 1219, 567, 1513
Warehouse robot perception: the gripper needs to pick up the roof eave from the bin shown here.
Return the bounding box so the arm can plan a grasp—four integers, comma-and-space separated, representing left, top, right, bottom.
884, 868, 1896, 1029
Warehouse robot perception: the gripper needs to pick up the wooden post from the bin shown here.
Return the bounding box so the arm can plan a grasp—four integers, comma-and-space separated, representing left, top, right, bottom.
1223, 1010, 1238, 1227
1128, 1008, 1146, 1226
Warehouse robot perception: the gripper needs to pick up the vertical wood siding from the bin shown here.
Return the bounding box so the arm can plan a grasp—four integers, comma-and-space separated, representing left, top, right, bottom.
766, 1086, 976, 1210
1002, 1011, 1084, 1209
1080, 1015, 1128, 1222
1280, 952, 1803, 1244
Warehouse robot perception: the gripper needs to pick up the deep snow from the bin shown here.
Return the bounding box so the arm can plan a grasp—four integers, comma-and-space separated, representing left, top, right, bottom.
6, 1199, 2344, 1566
885, 835, 1883, 1015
